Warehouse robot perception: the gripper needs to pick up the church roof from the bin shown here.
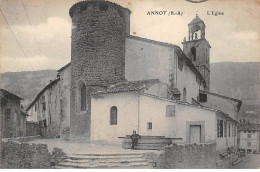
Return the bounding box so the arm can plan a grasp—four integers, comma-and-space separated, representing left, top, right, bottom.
199, 90, 242, 110
91, 79, 160, 95
188, 15, 205, 26
57, 62, 71, 72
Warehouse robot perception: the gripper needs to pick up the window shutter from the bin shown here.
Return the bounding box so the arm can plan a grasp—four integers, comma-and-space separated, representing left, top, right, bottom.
166, 105, 175, 117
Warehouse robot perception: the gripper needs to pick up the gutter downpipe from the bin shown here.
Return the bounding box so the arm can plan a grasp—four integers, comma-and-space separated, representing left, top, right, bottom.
137, 92, 140, 134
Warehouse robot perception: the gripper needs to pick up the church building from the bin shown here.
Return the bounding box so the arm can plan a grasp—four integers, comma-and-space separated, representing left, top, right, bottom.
26, 0, 242, 151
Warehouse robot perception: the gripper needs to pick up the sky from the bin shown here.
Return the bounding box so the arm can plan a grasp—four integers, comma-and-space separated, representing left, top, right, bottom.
0, 0, 259, 73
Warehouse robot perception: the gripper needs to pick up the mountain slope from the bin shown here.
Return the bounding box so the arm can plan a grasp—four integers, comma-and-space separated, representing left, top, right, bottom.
0, 70, 57, 107
210, 62, 260, 122
0, 62, 259, 122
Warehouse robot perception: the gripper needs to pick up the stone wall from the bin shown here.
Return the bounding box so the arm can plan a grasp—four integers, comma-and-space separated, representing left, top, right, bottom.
1, 140, 66, 169
1, 141, 51, 168
144, 142, 217, 169
69, 1, 130, 139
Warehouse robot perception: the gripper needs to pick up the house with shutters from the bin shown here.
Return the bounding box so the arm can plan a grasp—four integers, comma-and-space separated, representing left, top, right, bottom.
26, 0, 242, 151
238, 123, 260, 153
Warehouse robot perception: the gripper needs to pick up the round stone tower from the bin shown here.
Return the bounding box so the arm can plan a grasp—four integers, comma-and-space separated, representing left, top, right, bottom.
69, 0, 131, 140
70, 0, 130, 86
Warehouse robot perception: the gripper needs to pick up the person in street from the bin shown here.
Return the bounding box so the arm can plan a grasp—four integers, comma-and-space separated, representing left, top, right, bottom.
130, 130, 141, 150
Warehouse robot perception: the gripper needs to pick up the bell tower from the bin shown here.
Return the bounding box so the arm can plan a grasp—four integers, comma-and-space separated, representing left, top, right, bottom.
182, 14, 211, 91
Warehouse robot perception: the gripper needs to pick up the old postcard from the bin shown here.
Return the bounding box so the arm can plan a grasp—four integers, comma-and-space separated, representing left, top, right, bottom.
0, 0, 259, 169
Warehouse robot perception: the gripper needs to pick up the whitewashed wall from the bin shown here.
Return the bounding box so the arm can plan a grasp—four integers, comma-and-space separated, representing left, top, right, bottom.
91, 92, 139, 142
125, 37, 201, 104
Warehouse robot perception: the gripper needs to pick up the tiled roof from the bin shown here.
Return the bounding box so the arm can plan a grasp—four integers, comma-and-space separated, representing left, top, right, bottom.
26, 78, 60, 111
140, 93, 238, 123
57, 62, 71, 72
21, 110, 29, 116
91, 79, 160, 95
237, 124, 260, 131
188, 16, 204, 25
172, 88, 181, 94
199, 90, 242, 110
0, 89, 23, 101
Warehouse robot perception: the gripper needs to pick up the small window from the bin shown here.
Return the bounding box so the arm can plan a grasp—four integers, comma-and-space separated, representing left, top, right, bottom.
183, 88, 187, 102
217, 119, 224, 138
248, 134, 251, 138
228, 123, 230, 137
42, 103, 46, 111
118, 9, 123, 17
110, 106, 117, 125
35, 104, 37, 112
224, 121, 227, 137
99, 4, 108, 11
6, 108, 11, 121
191, 47, 196, 61
81, 84, 87, 111
166, 105, 175, 117
147, 122, 152, 130
231, 124, 234, 137
248, 141, 251, 147
178, 55, 183, 70
80, 5, 88, 12
199, 93, 207, 103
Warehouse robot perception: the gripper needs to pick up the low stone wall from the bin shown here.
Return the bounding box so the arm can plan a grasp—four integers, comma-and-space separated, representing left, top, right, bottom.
144, 142, 217, 169
1, 140, 66, 169
2, 135, 41, 142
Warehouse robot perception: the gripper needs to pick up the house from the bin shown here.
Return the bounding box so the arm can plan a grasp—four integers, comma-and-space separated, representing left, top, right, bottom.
26, 0, 242, 151
238, 123, 260, 153
26, 79, 63, 138
0, 89, 27, 138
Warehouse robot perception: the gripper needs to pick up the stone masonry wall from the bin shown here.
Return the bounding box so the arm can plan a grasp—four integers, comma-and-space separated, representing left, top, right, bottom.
70, 1, 129, 86
145, 143, 217, 169
1, 140, 66, 169
1, 141, 51, 168
69, 1, 130, 139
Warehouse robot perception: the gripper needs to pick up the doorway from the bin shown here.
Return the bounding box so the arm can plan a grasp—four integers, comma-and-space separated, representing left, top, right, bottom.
190, 125, 201, 144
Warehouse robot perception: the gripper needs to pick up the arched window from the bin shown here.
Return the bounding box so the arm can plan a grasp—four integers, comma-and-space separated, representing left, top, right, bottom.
191, 47, 196, 61
80, 84, 86, 111
110, 106, 117, 125
183, 88, 187, 102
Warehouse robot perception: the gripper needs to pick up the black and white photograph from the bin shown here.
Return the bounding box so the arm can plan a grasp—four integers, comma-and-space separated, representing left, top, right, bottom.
0, 0, 259, 169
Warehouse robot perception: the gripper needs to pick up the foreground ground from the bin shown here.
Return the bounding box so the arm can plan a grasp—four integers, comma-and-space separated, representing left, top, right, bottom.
29, 138, 157, 156
232, 154, 260, 169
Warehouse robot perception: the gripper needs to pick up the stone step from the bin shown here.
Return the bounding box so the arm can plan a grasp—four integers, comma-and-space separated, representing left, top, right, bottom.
68, 154, 144, 160
58, 161, 151, 169
55, 166, 75, 169
75, 152, 144, 156
122, 143, 164, 150
63, 157, 148, 164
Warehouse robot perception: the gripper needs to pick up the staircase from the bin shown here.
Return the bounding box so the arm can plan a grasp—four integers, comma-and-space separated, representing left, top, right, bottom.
122, 136, 183, 150
55, 152, 153, 169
